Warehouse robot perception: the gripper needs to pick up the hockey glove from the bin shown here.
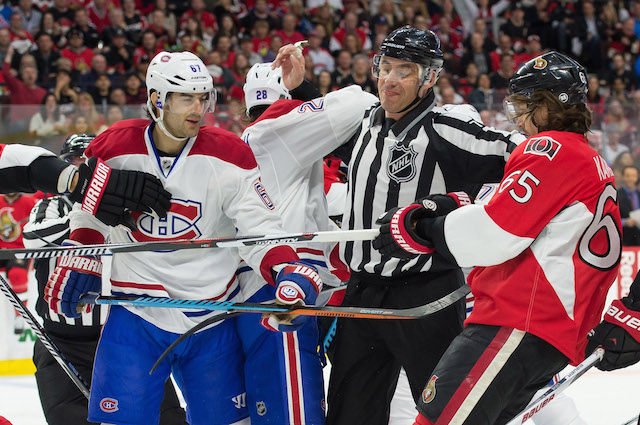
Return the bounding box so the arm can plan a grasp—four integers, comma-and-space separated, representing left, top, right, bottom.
69, 157, 172, 231
260, 261, 322, 333
373, 192, 471, 260
586, 297, 640, 371
44, 241, 102, 319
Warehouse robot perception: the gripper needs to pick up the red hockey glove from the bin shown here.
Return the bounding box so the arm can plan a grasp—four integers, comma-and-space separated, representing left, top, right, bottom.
586, 298, 640, 371
260, 261, 322, 333
373, 192, 471, 259
69, 157, 172, 231
44, 240, 102, 319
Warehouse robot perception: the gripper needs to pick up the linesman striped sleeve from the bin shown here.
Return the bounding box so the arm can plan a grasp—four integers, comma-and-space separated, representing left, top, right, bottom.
23, 196, 105, 334
341, 93, 527, 277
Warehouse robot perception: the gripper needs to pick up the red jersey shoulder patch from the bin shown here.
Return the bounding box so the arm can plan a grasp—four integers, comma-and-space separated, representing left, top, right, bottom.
523, 136, 562, 161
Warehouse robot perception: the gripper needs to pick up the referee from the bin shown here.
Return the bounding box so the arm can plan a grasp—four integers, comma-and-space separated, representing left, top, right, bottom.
323, 27, 528, 424
23, 134, 187, 425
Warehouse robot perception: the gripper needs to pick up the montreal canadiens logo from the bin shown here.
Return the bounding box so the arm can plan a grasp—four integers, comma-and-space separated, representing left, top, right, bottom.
387, 142, 418, 183
254, 181, 275, 210
100, 397, 119, 413
422, 375, 438, 404
131, 199, 202, 242
524, 136, 562, 160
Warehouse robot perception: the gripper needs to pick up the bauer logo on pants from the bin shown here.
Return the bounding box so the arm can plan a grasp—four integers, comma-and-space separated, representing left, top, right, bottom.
100, 397, 119, 413
422, 375, 438, 404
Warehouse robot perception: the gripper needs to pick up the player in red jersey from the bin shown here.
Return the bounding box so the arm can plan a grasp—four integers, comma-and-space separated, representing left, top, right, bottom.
374, 52, 621, 424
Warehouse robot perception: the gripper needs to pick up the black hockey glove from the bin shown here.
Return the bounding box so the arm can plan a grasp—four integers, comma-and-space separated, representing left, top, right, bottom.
69, 157, 172, 231
372, 192, 472, 260
586, 295, 640, 371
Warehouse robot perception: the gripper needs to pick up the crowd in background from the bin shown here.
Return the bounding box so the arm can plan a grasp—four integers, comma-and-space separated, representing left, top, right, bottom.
3, 1, 640, 188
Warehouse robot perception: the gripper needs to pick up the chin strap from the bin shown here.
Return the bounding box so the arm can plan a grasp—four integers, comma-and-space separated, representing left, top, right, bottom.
147, 99, 189, 142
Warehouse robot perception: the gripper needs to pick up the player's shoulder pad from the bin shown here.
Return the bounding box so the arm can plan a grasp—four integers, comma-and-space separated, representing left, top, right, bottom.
249, 99, 306, 128
85, 119, 149, 161
189, 125, 258, 170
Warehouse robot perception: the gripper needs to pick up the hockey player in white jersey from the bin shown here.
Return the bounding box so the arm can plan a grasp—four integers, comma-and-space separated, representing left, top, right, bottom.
44, 51, 325, 425
237, 60, 377, 424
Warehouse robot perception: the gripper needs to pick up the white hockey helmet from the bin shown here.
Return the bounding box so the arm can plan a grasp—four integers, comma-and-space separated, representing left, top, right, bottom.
243, 62, 291, 114
146, 51, 216, 140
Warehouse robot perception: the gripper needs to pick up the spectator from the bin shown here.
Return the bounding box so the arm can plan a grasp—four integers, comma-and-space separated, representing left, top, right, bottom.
251, 19, 271, 58
289, 0, 314, 36
78, 53, 108, 92
215, 13, 239, 46
39, 12, 65, 49
610, 76, 629, 104
342, 32, 363, 55
136, 30, 162, 69
87, 0, 113, 34
151, 0, 176, 41
489, 52, 515, 90
311, 4, 335, 38
331, 49, 352, 89
341, 53, 375, 93
370, 14, 390, 44
460, 31, 492, 76
89, 71, 111, 112
238, 36, 262, 67
109, 86, 127, 106
307, 30, 334, 75
242, 0, 276, 34
612, 151, 636, 186
102, 8, 128, 46
147, 9, 172, 48
230, 52, 249, 87
601, 2, 620, 49
303, 53, 315, 82
123, 72, 145, 104
374, 0, 401, 29
71, 8, 101, 49
8, 12, 34, 53
604, 98, 631, 134
180, 0, 216, 39
75, 90, 106, 130
611, 17, 640, 57
29, 92, 66, 137
574, 0, 605, 71
15, 0, 42, 35
618, 165, 640, 245
0, 28, 9, 64
2, 45, 46, 133
468, 73, 496, 112
104, 27, 134, 73
607, 52, 636, 92
105, 103, 124, 126
32, 31, 60, 88
60, 29, 94, 74
433, 15, 464, 71
490, 33, 514, 72
0, 0, 12, 26
214, 34, 235, 69
399, 0, 429, 21
330, 11, 371, 53
206, 49, 235, 99
262, 33, 281, 62
602, 123, 630, 165
45, 0, 73, 29
316, 69, 333, 96
499, 3, 528, 51
587, 75, 605, 127
456, 61, 478, 98
177, 16, 211, 53
68, 114, 93, 135
275, 13, 305, 46
122, 0, 146, 44
51, 68, 79, 115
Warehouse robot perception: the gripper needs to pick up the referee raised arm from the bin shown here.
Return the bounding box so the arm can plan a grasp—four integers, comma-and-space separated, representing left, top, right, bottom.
323, 26, 527, 425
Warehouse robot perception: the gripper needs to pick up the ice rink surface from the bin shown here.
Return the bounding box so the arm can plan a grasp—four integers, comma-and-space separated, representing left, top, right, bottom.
0, 360, 639, 425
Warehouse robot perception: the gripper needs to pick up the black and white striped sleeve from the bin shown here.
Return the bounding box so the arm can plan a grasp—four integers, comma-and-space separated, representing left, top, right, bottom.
432, 111, 527, 185
23, 196, 72, 248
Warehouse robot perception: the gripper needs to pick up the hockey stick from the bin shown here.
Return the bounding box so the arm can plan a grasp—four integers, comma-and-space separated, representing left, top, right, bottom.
505, 347, 605, 425
0, 229, 380, 260
80, 284, 470, 320
0, 275, 91, 399
620, 415, 640, 425
149, 283, 470, 375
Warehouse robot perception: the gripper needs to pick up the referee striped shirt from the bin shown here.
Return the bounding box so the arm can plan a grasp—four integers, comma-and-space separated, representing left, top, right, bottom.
23, 196, 105, 337
341, 91, 527, 278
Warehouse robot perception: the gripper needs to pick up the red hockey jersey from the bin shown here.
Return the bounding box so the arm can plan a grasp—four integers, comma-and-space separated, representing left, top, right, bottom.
443, 131, 621, 364
0, 194, 38, 249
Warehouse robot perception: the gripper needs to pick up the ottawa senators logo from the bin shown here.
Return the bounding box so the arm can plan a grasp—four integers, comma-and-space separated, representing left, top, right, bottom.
0, 208, 20, 242
524, 137, 562, 161
533, 57, 547, 69
422, 375, 438, 404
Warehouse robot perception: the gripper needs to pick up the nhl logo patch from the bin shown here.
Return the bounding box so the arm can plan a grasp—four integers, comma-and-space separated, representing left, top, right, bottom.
256, 401, 267, 416
422, 375, 438, 404
387, 143, 418, 183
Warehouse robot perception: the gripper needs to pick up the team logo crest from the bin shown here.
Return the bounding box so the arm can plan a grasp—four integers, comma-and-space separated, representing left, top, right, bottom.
132, 199, 203, 241
0, 208, 19, 242
533, 57, 547, 69
254, 181, 275, 210
524, 136, 562, 160
422, 375, 438, 404
100, 397, 119, 413
256, 401, 267, 416
387, 143, 418, 183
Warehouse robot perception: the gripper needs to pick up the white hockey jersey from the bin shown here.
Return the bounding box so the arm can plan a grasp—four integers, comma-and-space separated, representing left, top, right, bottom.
239, 85, 378, 298
71, 119, 300, 333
